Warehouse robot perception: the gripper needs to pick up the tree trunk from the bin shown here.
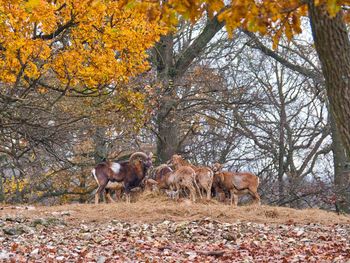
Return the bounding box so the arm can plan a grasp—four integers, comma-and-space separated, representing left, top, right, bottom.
157, 94, 180, 163
154, 16, 224, 163
308, 1, 350, 213
154, 34, 181, 163
277, 75, 286, 202
0, 175, 4, 202
330, 111, 350, 212
78, 170, 87, 203
93, 127, 108, 164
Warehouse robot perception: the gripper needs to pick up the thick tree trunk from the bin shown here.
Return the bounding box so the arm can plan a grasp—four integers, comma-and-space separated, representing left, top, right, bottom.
155, 35, 181, 163
330, 111, 350, 212
308, 2, 350, 213
157, 95, 180, 163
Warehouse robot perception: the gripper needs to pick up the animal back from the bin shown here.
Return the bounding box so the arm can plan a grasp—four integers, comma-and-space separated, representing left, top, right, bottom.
231, 172, 256, 190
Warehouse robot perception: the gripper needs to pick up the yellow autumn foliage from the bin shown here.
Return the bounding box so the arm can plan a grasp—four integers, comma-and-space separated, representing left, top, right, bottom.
131, 0, 349, 48
0, 0, 168, 90
4, 176, 28, 196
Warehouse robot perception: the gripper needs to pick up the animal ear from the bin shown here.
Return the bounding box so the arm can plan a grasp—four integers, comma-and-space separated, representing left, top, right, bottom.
215, 163, 223, 170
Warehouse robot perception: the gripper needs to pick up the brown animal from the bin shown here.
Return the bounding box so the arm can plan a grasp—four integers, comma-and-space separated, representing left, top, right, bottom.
102, 177, 157, 202
104, 182, 124, 202
169, 154, 213, 200
92, 152, 153, 204
149, 164, 174, 185
149, 164, 199, 201
212, 163, 260, 206
167, 166, 199, 202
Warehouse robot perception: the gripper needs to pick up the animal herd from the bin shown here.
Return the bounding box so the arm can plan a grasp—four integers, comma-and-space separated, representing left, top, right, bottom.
92, 152, 260, 206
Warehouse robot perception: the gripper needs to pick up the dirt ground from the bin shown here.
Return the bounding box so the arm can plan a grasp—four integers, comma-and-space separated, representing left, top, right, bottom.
1, 192, 349, 226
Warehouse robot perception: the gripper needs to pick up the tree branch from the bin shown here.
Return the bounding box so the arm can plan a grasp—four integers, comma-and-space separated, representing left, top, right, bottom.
243, 30, 324, 84
174, 14, 225, 78
33, 19, 76, 40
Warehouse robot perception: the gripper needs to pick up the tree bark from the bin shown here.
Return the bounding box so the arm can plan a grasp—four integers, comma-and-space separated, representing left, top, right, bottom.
156, 96, 180, 163
277, 75, 287, 202
0, 175, 4, 202
308, 1, 350, 212
330, 111, 350, 212
154, 16, 224, 163
154, 34, 180, 163
93, 127, 108, 164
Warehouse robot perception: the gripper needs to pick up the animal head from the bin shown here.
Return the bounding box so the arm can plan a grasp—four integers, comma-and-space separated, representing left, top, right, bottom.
171, 154, 182, 163
213, 171, 225, 185
168, 154, 185, 168
130, 151, 153, 169
212, 163, 223, 173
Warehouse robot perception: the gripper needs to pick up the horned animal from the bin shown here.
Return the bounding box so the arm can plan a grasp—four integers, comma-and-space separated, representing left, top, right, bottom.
92, 152, 153, 204
212, 163, 260, 206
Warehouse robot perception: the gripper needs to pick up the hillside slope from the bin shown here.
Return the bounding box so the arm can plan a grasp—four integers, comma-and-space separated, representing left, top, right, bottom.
1, 195, 350, 262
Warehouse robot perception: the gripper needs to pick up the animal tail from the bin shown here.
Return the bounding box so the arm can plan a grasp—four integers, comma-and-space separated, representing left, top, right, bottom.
91, 168, 99, 186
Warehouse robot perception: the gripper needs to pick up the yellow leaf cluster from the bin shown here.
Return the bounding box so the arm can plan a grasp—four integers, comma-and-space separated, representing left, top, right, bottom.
0, 0, 168, 90
4, 176, 28, 196
144, 0, 348, 48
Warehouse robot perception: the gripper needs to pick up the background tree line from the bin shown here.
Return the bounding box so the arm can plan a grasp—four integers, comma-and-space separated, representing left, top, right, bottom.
0, 0, 349, 213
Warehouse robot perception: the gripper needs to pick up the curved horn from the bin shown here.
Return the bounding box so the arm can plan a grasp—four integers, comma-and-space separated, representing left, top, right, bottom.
129, 151, 149, 162
155, 164, 172, 172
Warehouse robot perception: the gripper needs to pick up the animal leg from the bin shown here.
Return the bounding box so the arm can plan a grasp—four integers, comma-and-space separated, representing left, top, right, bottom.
174, 183, 180, 200
124, 184, 131, 203
126, 194, 131, 203
230, 190, 238, 207
200, 188, 204, 199
249, 189, 261, 205
105, 189, 116, 203
115, 188, 123, 201
203, 183, 210, 200
206, 180, 213, 200
214, 187, 221, 201
194, 180, 202, 199
95, 182, 107, 205
234, 194, 239, 206
188, 184, 196, 202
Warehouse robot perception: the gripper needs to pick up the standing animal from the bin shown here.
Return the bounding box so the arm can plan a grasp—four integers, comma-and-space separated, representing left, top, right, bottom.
169, 154, 213, 200
92, 152, 153, 204
149, 164, 174, 185
212, 163, 260, 206
150, 163, 199, 201
167, 166, 199, 202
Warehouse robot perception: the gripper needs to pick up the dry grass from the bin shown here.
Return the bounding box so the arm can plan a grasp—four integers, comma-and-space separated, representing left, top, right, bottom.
1, 192, 350, 226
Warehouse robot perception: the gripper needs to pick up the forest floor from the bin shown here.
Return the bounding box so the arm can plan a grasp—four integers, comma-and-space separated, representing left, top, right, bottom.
1, 192, 350, 262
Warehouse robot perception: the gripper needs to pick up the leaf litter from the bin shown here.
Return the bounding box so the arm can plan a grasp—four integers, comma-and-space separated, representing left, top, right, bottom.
1, 197, 350, 262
